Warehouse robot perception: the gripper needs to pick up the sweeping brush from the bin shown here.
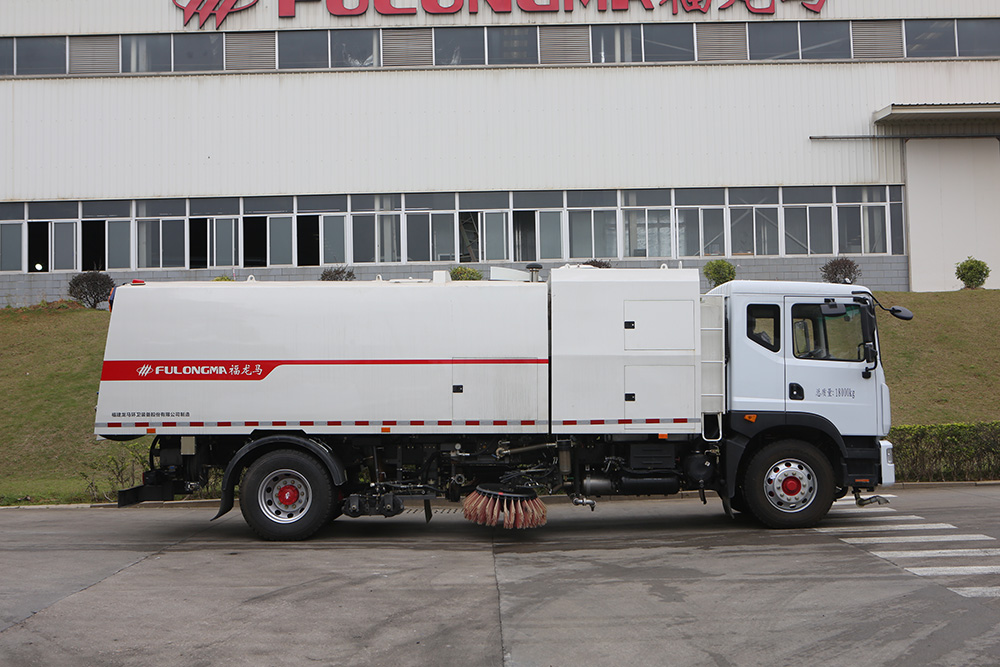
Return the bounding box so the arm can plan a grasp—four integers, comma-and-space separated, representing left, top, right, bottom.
462, 483, 547, 529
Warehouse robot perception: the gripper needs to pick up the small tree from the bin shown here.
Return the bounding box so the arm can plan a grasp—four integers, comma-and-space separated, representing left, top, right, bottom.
955, 256, 990, 289
67, 271, 116, 309
320, 266, 356, 281
450, 266, 483, 281
820, 257, 861, 284
702, 259, 736, 288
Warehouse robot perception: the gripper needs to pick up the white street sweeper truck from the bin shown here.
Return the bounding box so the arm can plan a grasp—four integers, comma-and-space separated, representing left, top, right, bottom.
95, 265, 911, 540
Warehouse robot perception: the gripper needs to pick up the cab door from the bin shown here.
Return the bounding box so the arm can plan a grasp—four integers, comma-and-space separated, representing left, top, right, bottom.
783, 297, 879, 436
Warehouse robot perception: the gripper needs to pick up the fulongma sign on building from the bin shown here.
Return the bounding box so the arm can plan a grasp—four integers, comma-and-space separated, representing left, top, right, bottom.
175, 0, 826, 28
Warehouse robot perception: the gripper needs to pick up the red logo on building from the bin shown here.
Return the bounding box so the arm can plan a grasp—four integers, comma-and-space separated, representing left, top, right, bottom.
174, 0, 260, 29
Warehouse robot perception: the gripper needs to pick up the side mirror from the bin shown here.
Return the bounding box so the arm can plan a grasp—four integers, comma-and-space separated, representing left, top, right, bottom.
889, 306, 914, 321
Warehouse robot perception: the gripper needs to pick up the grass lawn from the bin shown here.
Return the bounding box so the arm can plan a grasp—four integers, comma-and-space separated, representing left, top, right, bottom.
1, 288, 997, 504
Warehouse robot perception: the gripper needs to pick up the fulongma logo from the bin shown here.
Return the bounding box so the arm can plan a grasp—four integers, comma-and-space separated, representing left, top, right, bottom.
137, 364, 154, 377
174, 0, 259, 29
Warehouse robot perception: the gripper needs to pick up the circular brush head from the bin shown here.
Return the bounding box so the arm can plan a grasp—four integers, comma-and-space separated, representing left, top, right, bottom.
462, 483, 548, 529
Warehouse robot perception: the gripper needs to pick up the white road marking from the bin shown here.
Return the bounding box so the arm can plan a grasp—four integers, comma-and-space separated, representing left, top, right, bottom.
828, 507, 897, 514
949, 587, 1000, 598
872, 548, 1000, 559
834, 495, 897, 504
824, 514, 924, 522
841, 534, 996, 545
814, 522, 956, 533
905, 565, 1000, 576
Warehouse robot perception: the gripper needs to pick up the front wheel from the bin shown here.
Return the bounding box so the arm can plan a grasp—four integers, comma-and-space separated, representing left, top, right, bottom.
240, 450, 334, 541
743, 440, 834, 529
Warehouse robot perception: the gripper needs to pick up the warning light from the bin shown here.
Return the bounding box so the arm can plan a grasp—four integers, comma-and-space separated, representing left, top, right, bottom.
132, 279, 145, 285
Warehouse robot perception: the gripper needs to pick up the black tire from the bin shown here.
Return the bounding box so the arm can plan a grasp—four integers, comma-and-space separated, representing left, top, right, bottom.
743, 440, 834, 529
240, 450, 334, 541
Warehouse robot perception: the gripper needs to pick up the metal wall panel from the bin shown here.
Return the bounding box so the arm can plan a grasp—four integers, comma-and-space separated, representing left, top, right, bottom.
225, 32, 276, 71
69, 35, 120, 74
4, 0, 1000, 36
6, 59, 997, 201
382, 29, 433, 68
538, 26, 590, 65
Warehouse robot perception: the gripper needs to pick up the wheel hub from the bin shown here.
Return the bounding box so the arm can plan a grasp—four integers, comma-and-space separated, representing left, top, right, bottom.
763, 458, 817, 513
258, 469, 312, 524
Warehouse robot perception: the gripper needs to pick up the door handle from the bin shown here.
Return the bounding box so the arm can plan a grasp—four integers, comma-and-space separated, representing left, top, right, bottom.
789, 383, 804, 400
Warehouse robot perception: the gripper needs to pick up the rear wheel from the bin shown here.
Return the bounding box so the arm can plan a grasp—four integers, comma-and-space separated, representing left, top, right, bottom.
743, 440, 834, 529
240, 450, 334, 541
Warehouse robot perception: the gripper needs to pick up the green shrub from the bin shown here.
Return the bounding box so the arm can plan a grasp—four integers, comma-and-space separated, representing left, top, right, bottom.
450, 266, 483, 281
889, 422, 1000, 482
955, 256, 990, 289
67, 271, 116, 309
320, 266, 356, 281
212, 275, 234, 282
702, 259, 736, 288
820, 256, 861, 284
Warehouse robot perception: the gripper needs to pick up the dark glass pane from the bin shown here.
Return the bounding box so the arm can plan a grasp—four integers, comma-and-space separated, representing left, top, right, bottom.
0, 202, 24, 220
351, 194, 400, 212
591, 25, 642, 64
297, 215, 320, 266
162, 219, 186, 267
173, 33, 223, 72
890, 203, 904, 256
331, 29, 379, 68
299, 194, 347, 212
406, 192, 456, 210
514, 191, 563, 209
799, 21, 851, 60
407, 213, 431, 261
83, 200, 131, 218
0, 223, 22, 271
809, 208, 833, 254
623, 189, 671, 207
784, 207, 808, 255
675, 188, 724, 206
958, 19, 1000, 57
459, 192, 508, 210
434, 28, 485, 66
643, 24, 695, 62
905, 19, 956, 58
242, 217, 267, 267
16, 37, 66, 75
189, 218, 208, 270
190, 197, 239, 216
487, 27, 538, 65
749, 23, 799, 60
137, 199, 185, 217
0, 38, 13, 75
244, 196, 293, 214
122, 35, 171, 73
279, 30, 329, 69
730, 208, 754, 254
889, 185, 903, 202
566, 190, 616, 208
730, 187, 778, 205
352, 215, 376, 262
836, 186, 886, 203
783, 186, 832, 204
838, 207, 862, 254
29, 201, 77, 219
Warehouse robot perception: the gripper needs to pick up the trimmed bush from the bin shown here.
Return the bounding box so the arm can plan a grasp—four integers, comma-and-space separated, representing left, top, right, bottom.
212, 275, 234, 282
889, 422, 1000, 482
820, 256, 861, 284
67, 271, 116, 309
583, 259, 612, 268
702, 259, 736, 288
450, 266, 483, 281
320, 266, 356, 281
955, 256, 990, 289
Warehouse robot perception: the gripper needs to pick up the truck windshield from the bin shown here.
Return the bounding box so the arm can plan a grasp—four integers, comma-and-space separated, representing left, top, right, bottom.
791, 304, 865, 361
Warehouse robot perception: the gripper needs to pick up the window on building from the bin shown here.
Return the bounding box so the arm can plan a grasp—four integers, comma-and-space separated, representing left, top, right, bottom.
137, 219, 184, 268
836, 207, 864, 254
81, 220, 107, 271
296, 215, 320, 266
458, 211, 507, 262
512, 211, 536, 262
905, 20, 957, 58
592, 25, 642, 64
785, 207, 833, 255
890, 197, 904, 256
16, 37, 67, 75
748, 23, 800, 60
353, 215, 376, 263
28, 222, 49, 272
136, 199, 186, 218
568, 209, 616, 259
958, 19, 1000, 57
1, 38, 14, 75
122, 35, 171, 73
190, 218, 209, 269
331, 29, 380, 67
434, 28, 485, 66
300, 194, 348, 213
624, 209, 671, 258
406, 212, 455, 261
799, 21, 851, 59
487, 27, 538, 65
279, 30, 329, 69
538, 211, 562, 260
173, 33, 223, 71
269, 216, 294, 265
747, 304, 780, 352
242, 217, 267, 267
0, 223, 22, 271
322, 215, 346, 263
677, 208, 724, 257
213, 218, 238, 266
107, 221, 131, 269
643, 24, 695, 62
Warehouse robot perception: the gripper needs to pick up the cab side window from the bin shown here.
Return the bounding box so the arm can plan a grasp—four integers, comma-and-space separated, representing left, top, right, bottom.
747, 304, 780, 352
791, 303, 864, 361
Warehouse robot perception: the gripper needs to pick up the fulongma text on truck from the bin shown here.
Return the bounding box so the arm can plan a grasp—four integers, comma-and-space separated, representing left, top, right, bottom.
96, 266, 912, 540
